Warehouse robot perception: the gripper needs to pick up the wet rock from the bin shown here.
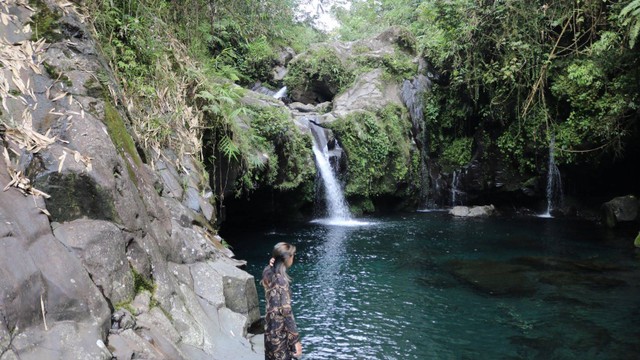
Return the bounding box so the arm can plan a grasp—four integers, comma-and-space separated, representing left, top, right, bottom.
601, 195, 639, 228
449, 205, 495, 217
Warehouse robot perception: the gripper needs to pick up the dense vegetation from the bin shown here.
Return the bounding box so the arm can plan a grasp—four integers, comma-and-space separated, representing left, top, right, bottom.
337, 0, 640, 179
79, 0, 324, 210
69, 0, 639, 219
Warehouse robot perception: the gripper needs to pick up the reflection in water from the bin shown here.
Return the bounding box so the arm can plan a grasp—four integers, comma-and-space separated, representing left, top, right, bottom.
299, 225, 352, 359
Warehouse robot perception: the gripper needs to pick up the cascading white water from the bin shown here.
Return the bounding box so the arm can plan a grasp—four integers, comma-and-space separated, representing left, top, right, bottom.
541, 135, 563, 217
309, 124, 352, 221
273, 86, 288, 99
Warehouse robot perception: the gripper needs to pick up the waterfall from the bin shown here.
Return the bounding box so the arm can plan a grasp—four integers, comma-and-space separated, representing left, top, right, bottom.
309, 123, 352, 221
451, 170, 460, 207
273, 86, 288, 99
541, 135, 563, 217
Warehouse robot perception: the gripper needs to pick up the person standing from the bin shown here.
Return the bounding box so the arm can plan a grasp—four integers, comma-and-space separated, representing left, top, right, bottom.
261, 242, 303, 360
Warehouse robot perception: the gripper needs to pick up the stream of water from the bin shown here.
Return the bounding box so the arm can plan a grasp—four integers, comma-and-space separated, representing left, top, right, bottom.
224, 212, 640, 360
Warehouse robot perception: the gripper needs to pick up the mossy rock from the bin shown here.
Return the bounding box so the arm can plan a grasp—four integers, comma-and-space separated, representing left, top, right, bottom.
28, 0, 63, 42
103, 100, 143, 185
328, 104, 419, 207
284, 47, 354, 103
35, 172, 118, 223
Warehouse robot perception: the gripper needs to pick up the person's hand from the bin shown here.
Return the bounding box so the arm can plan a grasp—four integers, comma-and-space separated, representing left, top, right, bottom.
293, 341, 302, 358
269, 257, 275, 267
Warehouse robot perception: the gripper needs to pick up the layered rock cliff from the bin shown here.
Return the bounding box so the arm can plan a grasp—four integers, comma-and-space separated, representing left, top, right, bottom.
1, 1, 262, 359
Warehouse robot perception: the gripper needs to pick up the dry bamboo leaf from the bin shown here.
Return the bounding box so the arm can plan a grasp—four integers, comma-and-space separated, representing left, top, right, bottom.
2, 147, 9, 164
51, 92, 67, 101
57, 150, 66, 173
1, 13, 10, 27
38, 207, 51, 216
74, 150, 80, 162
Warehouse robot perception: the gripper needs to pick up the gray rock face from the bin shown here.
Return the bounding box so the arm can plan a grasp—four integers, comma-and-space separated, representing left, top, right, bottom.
332, 68, 402, 118
0, 156, 111, 360
0, 2, 263, 360
53, 219, 135, 305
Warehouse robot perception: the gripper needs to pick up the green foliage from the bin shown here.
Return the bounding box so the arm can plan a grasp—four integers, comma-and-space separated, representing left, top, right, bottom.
440, 137, 472, 171
284, 47, 354, 95
620, 0, 640, 48
238, 36, 277, 83
328, 105, 416, 198
335, 0, 419, 42
249, 106, 315, 191
90, 0, 165, 95
338, 0, 640, 175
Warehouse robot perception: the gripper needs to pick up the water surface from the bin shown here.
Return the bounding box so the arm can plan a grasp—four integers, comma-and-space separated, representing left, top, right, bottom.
225, 212, 640, 359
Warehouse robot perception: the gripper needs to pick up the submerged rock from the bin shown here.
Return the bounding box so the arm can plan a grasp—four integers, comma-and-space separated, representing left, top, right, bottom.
446, 259, 537, 297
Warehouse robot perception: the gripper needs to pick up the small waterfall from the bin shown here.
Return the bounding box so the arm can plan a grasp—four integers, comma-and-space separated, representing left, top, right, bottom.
309, 123, 352, 222
541, 135, 563, 217
273, 86, 288, 99
451, 170, 460, 206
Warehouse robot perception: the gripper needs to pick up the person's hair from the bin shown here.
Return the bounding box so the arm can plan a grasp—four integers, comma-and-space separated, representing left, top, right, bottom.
261, 242, 296, 287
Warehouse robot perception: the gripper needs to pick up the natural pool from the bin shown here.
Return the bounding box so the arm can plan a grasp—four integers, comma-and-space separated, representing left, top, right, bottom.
224, 212, 640, 359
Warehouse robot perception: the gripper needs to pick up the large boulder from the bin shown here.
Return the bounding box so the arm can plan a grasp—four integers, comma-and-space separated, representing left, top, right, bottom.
449, 205, 496, 217
332, 68, 402, 118
600, 195, 639, 228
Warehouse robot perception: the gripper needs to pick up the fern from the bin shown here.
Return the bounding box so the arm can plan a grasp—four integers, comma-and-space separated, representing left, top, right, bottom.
218, 134, 240, 162
620, 0, 640, 47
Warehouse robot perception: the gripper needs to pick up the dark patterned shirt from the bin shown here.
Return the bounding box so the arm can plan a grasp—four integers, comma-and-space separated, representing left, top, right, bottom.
264, 274, 300, 360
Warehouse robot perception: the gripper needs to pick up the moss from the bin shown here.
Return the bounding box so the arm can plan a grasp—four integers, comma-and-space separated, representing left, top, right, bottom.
103, 101, 142, 184
28, 0, 63, 42
132, 268, 155, 294
284, 47, 354, 98
113, 301, 136, 314
8, 89, 21, 96
35, 172, 118, 222
231, 105, 315, 196
635, 232, 640, 248
43, 62, 73, 87
83, 77, 105, 98
355, 52, 417, 81
328, 104, 418, 206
